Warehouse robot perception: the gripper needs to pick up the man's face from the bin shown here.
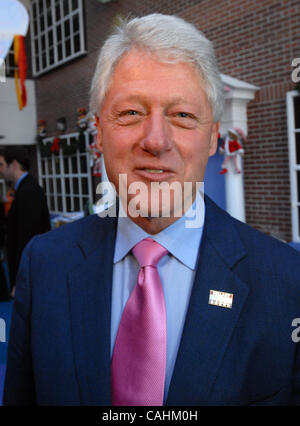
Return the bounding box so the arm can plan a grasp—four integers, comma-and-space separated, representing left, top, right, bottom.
96, 50, 219, 226
0, 155, 11, 182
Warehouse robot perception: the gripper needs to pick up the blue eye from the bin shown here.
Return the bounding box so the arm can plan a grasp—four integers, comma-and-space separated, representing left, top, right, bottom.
177, 112, 190, 118
127, 110, 138, 115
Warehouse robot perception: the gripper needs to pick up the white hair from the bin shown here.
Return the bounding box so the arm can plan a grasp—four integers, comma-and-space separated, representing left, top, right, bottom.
89, 13, 224, 122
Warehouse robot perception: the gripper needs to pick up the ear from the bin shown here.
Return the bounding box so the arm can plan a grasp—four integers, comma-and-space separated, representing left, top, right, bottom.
11, 159, 19, 170
95, 115, 103, 153
208, 121, 220, 157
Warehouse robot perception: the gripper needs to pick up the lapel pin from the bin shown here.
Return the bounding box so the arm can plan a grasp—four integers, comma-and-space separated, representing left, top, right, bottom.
209, 290, 233, 309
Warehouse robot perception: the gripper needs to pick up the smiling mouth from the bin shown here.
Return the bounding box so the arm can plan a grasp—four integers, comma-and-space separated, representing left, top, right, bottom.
143, 168, 164, 174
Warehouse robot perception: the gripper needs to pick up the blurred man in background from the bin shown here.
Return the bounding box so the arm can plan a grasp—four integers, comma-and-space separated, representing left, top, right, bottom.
0, 147, 50, 297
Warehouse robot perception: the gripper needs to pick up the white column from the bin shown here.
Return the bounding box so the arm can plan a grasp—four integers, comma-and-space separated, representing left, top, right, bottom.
223, 153, 245, 222
220, 75, 259, 222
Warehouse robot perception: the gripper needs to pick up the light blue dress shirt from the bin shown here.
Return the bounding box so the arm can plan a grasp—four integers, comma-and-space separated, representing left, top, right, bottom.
15, 171, 28, 191
111, 193, 205, 401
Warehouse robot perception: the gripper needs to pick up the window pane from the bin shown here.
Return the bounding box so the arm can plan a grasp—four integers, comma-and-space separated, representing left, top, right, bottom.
55, 158, 60, 174
64, 20, 70, 38
63, 0, 69, 16
56, 25, 62, 42
72, 156, 78, 173
34, 38, 39, 53
41, 34, 46, 50
42, 52, 47, 68
48, 29, 53, 46
72, 0, 78, 10
66, 38, 71, 57
74, 34, 80, 53
82, 177, 88, 195
64, 157, 69, 174
55, 3, 61, 21
35, 56, 40, 73
298, 171, 300, 203
34, 19, 38, 35
32, 3, 37, 20
66, 196, 71, 212
41, 159, 46, 175
73, 197, 80, 211
47, 9, 52, 27
80, 155, 87, 173
49, 48, 54, 65
296, 133, 300, 165
73, 177, 79, 194
47, 158, 53, 174
73, 15, 79, 33
57, 43, 63, 60
56, 178, 62, 194
65, 178, 70, 193
57, 196, 63, 211
49, 179, 54, 193
295, 96, 300, 129
40, 14, 45, 32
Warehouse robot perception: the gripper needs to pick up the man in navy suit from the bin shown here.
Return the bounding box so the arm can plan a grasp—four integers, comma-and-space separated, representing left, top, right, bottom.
0, 147, 50, 297
3, 14, 300, 405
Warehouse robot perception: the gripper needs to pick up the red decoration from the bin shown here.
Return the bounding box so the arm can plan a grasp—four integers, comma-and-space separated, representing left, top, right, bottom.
219, 128, 245, 174
51, 137, 60, 153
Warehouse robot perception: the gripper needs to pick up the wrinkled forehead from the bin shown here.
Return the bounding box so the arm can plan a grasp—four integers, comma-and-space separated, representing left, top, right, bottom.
102, 47, 208, 107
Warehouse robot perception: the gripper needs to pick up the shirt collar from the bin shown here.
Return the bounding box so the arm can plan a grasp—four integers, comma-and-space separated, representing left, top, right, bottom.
114, 191, 205, 270
15, 172, 28, 191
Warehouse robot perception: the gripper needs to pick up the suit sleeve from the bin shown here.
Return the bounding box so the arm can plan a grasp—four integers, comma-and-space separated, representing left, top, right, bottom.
3, 239, 36, 405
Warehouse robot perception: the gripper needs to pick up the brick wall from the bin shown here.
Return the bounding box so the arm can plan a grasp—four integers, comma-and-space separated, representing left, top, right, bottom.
35, 0, 300, 241
182, 0, 300, 241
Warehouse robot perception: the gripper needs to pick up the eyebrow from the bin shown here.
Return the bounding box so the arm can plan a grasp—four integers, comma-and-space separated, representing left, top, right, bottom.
112, 94, 198, 109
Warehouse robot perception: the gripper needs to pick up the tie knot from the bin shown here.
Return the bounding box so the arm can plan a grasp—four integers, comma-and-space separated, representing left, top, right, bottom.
132, 238, 168, 268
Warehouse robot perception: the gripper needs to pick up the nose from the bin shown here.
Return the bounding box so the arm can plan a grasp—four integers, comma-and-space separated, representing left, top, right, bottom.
140, 112, 172, 156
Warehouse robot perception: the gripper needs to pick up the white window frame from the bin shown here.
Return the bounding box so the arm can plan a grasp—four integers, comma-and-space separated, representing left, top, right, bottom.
37, 131, 93, 215
30, 0, 86, 76
287, 90, 300, 242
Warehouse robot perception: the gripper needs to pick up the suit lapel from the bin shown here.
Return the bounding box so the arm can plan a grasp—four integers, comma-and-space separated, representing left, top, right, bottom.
166, 197, 249, 405
67, 213, 117, 405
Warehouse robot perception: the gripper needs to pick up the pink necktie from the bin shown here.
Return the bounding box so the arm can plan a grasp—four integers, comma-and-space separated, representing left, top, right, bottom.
111, 238, 168, 406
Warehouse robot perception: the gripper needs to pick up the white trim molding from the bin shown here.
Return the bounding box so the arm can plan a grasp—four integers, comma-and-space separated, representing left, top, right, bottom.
220, 74, 259, 222
287, 90, 300, 242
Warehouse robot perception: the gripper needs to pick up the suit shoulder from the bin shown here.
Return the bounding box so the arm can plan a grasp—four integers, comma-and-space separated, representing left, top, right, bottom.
33, 214, 100, 243
30, 213, 117, 251
205, 195, 300, 268
232, 215, 299, 261
17, 175, 44, 196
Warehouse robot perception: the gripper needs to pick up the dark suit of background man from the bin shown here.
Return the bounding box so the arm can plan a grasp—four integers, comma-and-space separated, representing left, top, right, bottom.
0, 147, 50, 297
3, 14, 300, 406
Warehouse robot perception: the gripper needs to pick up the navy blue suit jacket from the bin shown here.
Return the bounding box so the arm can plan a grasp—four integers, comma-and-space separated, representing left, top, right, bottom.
3, 196, 300, 405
